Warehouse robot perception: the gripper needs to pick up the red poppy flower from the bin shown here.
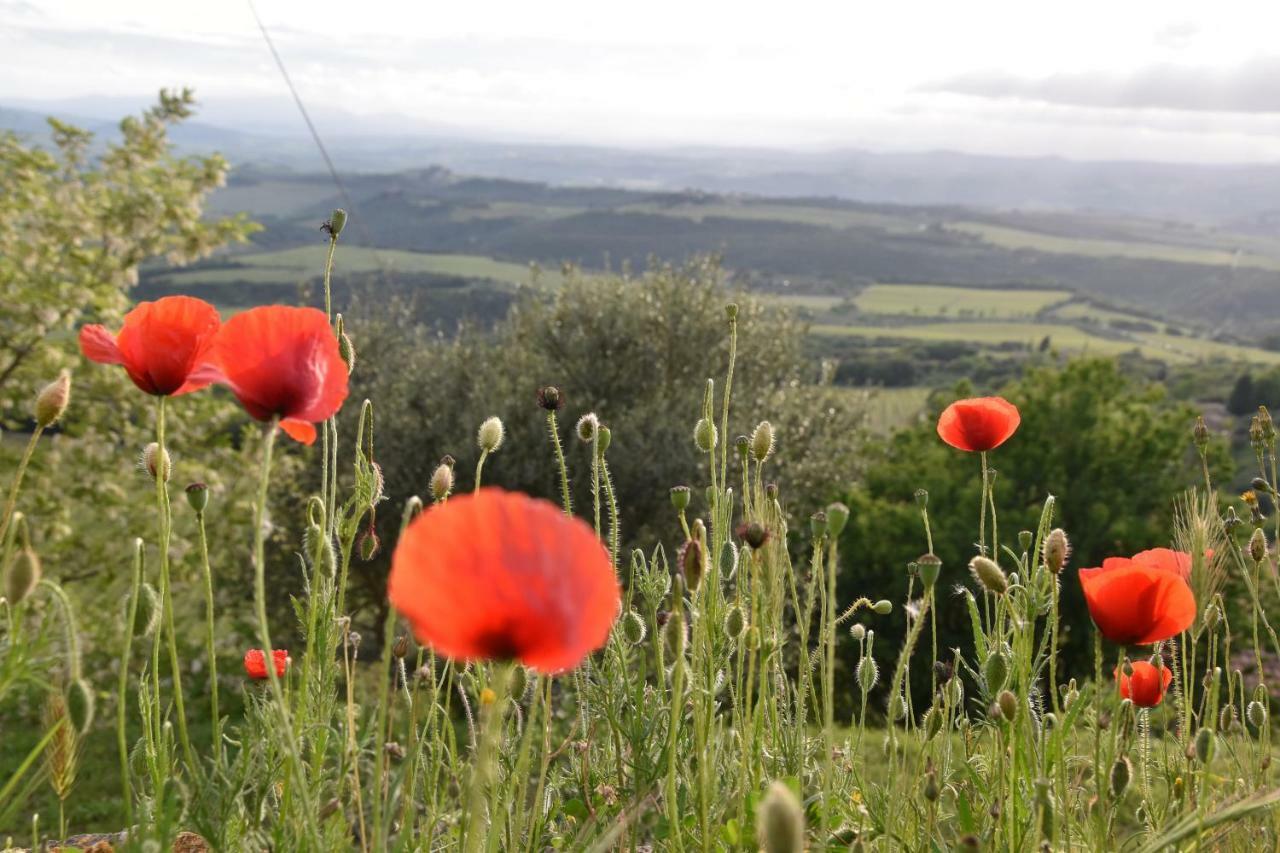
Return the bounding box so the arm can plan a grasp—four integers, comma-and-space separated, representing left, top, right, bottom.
1079, 555, 1196, 645
79, 296, 221, 396
1115, 660, 1173, 707
388, 488, 621, 674
198, 306, 348, 445
937, 396, 1021, 452
244, 648, 289, 679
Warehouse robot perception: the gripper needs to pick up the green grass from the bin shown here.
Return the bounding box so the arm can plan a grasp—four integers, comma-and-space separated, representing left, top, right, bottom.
948, 221, 1280, 272
624, 201, 920, 232
852, 284, 1072, 318
154, 247, 562, 288
1049, 301, 1155, 326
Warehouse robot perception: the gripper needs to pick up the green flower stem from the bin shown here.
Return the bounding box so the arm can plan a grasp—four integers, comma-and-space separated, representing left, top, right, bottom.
546, 411, 572, 516
116, 540, 143, 832
0, 425, 43, 552
194, 508, 221, 769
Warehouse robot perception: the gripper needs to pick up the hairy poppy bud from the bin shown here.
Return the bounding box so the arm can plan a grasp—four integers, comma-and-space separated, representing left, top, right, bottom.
1219, 704, 1238, 733
810, 511, 828, 540
1248, 700, 1268, 729
477, 416, 505, 453
576, 413, 599, 443
1251, 415, 1266, 453
1193, 415, 1210, 450
969, 555, 1008, 595
757, 780, 804, 853
1250, 528, 1268, 563
734, 435, 750, 461
35, 370, 71, 427
856, 656, 878, 691
327, 208, 347, 238
392, 635, 410, 659
1110, 756, 1131, 797
67, 678, 95, 734
185, 482, 209, 513
1043, 528, 1070, 574
338, 327, 356, 375
725, 303, 739, 321
984, 650, 1010, 690
1194, 727, 1215, 763
664, 612, 687, 656
1261, 406, 1277, 445
6, 547, 41, 605
850, 623, 866, 641
825, 502, 850, 537
724, 605, 746, 639
621, 610, 647, 645
997, 690, 1018, 722
596, 426, 612, 455
738, 522, 770, 550
358, 528, 380, 561
430, 462, 454, 503
679, 538, 706, 592
914, 488, 928, 509
872, 599, 892, 615
141, 442, 170, 482
134, 582, 161, 638
923, 707, 943, 741
750, 421, 775, 463
917, 553, 942, 588
508, 666, 529, 702
536, 385, 564, 411
1253, 477, 1273, 494
693, 417, 717, 452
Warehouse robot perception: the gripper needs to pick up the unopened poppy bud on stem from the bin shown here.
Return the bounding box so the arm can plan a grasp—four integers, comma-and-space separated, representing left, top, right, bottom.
1260, 406, 1277, 445
693, 417, 717, 453
872, 599, 892, 615
1194, 728, 1215, 764
757, 780, 804, 853
576, 413, 599, 443
6, 546, 41, 605
141, 443, 170, 482
535, 385, 564, 411
1249, 528, 1268, 563
430, 460, 455, 503
35, 370, 71, 427
1043, 528, 1070, 574
1193, 415, 1210, 450
734, 434, 750, 461
969, 555, 1008, 594
326, 208, 347, 238
750, 420, 775, 463
737, 522, 770, 550
997, 689, 1018, 721
826, 502, 850, 537
477, 416, 505, 453
596, 425, 611, 455
1110, 756, 1131, 796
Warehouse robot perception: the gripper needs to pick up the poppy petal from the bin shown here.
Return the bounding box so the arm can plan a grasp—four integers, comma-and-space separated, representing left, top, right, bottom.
79, 325, 124, 365
937, 396, 1021, 453
1080, 561, 1195, 645
280, 418, 318, 445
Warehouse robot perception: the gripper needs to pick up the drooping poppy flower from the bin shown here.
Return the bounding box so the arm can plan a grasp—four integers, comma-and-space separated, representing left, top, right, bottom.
79, 296, 221, 396
244, 648, 289, 680
936, 396, 1021, 453
1115, 660, 1173, 707
197, 305, 348, 445
388, 488, 620, 674
1079, 554, 1196, 645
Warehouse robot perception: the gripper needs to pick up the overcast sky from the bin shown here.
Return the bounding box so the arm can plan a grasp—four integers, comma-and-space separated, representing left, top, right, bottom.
5, 0, 1280, 162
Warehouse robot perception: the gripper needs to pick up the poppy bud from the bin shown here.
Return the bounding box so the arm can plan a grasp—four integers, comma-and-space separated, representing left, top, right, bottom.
917, 553, 942, 588
669, 485, 691, 512
1193, 415, 1210, 450
679, 538, 706, 592
358, 528, 380, 561
392, 635, 410, 659
134, 582, 161, 638
693, 417, 717, 452
1253, 477, 1273, 494
914, 489, 928, 509
856, 657, 878, 691
6, 547, 41, 605
969, 555, 1008, 595
1261, 406, 1277, 445
477, 416, 505, 453
734, 434, 750, 461
745, 626, 761, 650
826, 502, 850, 537
872, 599, 892, 615
664, 612, 687, 656
67, 678, 94, 734
934, 659, 954, 684
576, 413, 599, 443
536, 385, 564, 412
596, 426, 612, 455
923, 707, 943, 741
888, 693, 906, 721
1251, 416, 1266, 453
428, 461, 455, 503
1110, 756, 1131, 797
185, 482, 209, 513
327, 208, 347, 238
765, 482, 778, 501
1194, 727, 1215, 763
850, 623, 866, 641
997, 690, 1018, 722
141, 442, 170, 482
1219, 704, 1238, 732
810, 511, 828, 540
724, 605, 746, 639
738, 522, 770, 551
508, 666, 529, 702
338, 327, 356, 375
1043, 528, 1070, 574
720, 541, 737, 576
984, 650, 1009, 690
1203, 602, 1220, 631
756, 780, 805, 853
1017, 530, 1033, 552
725, 303, 739, 321
35, 370, 71, 427
621, 610, 647, 645
1250, 528, 1268, 563
922, 768, 939, 802
750, 421, 775, 463
1249, 700, 1268, 729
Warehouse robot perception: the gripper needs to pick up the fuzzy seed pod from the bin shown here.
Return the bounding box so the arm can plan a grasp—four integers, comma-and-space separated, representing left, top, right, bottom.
621, 610, 647, 645
670, 486, 691, 511
693, 417, 718, 452
997, 690, 1018, 722
477, 416, 505, 453
724, 605, 746, 640
810, 511, 828, 541
725, 303, 739, 321
327, 208, 347, 237
871, 599, 892, 615
35, 370, 71, 427
733, 435, 750, 462
1017, 530, 1033, 552
1250, 528, 1268, 564
67, 678, 95, 734
6, 547, 41, 605
914, 488, 928, 509
1248, 700, 1268, 729
856, 656, 879, 691
738, 522, 770, 551
536, 385, 564, 411
576, 413, 599, 443
1194, 728, 1215, 764
429, 462, 454, 502
184, 482, 209, 513
1110, 756, 1131, 797
1043, 528, 1070, 574
984, 650, 1010, 690
826, 502, 850, 537
1193, 415, 1210, 450
1251, 416, 1266, 452
392, 635, 410, 659
508, 666, 529, 702
969, 555, 1008, 595
849, 623, 866, 641
757, 781, 805, 853
141, 442, 171, 482
750, 421, 775, 464
917, 553, 942, 588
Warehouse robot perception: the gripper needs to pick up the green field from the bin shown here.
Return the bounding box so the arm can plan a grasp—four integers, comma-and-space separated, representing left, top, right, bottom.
625, 201, 920, 232
156, 246, 560, 288
949, 221, 1280, 272
852, 283, 1071, 318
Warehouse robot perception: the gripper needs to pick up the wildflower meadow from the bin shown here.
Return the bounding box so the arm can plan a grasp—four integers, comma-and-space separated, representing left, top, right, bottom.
5, 200, 1280, 852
